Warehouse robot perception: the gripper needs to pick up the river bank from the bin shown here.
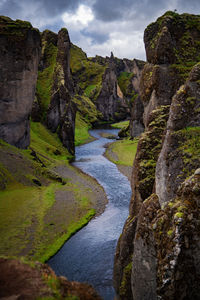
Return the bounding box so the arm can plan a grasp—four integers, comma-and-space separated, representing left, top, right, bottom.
0, 124, 108, 263
48, 129, 132, 300
104, 138, 138, 182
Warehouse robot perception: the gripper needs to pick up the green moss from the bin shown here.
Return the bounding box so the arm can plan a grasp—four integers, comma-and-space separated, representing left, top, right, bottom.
119, 261, 132, 297
137, 106, 170, 200
36, 42, 58, 120
84, 84, 96, 97
111, 120, 129, 129
175, 127, 200, 178
174, 212, 184, 218
70, 44, 106, 101
117, 72, 134, 95
167, 229, 173, 236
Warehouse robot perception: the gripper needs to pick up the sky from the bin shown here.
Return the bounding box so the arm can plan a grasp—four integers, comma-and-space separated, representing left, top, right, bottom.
0, 0, 200, 60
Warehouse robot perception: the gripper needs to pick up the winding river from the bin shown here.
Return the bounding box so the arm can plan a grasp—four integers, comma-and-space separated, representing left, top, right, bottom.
48, 129, 132, 300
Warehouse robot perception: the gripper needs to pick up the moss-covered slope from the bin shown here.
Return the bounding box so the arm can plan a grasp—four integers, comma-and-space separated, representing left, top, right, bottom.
0, 122, 107, 262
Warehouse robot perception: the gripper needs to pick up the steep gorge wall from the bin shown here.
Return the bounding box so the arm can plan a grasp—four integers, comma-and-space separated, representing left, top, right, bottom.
114, 11, 200, 300
35, 29, 76, 155
0, 16, 41, 148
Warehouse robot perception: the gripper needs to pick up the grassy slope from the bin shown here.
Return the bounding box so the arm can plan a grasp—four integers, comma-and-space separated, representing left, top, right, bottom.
106, 139, 138, 167
0, 122, 101, 262
70, 44, 106, 144
111, 120, 130, 129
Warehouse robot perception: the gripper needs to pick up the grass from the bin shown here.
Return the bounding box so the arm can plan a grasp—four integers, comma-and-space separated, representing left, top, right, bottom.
39, 209, 95, 262
111, 120, 129, 129
106, 139, 138, 166
0, 183, 59, 258
70, 43, 106, 101
30, 122, 73, 165
0, 121, 101, 262
75, 112, 95, 146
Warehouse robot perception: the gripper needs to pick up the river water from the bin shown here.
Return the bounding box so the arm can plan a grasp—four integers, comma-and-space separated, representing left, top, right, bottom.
48, 129, 132, 300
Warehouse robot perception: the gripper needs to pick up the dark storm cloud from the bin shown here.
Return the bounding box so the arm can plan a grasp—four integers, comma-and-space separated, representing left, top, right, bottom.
91, 0, 170, 23
92, 0, 134, 22
0, 0, 82, 18
81, 29, 110, 44
0, 0, 21, 17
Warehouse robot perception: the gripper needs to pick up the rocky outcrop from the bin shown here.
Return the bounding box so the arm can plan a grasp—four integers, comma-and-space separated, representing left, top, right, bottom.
0, 16, 41, 148
114, 12, 200, 300
125, 59, 146, 138
35, 29, 76, 155
0, 257, 102, 300
46, 29, 76, 155
96, 67, 128, 121
156, 64, 200, 205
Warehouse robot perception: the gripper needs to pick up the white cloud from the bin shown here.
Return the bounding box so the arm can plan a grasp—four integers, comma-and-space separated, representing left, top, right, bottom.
62, 4, 94, 29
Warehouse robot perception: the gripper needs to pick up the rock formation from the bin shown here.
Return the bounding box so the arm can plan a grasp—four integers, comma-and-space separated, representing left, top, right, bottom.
96, 66, 127, 121
0, 257, 102, 300
114, 11, 200, 300
35, 29, 76, 155
71, 48, 145, 124
0, 16, 41, 148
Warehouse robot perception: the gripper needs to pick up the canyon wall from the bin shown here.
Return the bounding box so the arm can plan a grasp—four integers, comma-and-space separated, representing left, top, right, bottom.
114, 11, 200, 300
34, 29, 76, 155
0, 16, 41, 148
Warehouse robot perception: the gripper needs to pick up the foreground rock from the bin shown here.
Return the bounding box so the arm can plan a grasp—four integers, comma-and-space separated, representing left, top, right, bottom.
0, 258, 102, 300
114, 11, 200, 299
0, 16, 41, 148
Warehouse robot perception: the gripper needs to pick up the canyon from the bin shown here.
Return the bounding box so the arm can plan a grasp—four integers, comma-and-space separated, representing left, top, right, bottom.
0, 11, 200, 300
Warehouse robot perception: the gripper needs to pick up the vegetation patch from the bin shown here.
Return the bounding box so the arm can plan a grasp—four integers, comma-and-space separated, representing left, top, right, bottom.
36, 43, 58, 120
105, 139, 138, 167
75, 112, 95, 146
70, 44, 106, 101
111, 120, 130, 129
0, 121, 105, 261
171, 126, 200, 179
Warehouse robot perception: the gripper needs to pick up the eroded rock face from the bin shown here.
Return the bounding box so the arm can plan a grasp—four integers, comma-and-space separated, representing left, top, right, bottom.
0, 257, 102, 300
47, 29, 76, 155
114, 12, 200, 300
96, 67, 127, 121
127, 59, 146, 138
144, 12, 200, 65
35, 28, 76, 155
0, 16, 41, 148
156, 63, 200, 205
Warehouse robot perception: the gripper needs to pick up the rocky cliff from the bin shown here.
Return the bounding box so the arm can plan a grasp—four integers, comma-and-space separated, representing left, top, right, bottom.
35, 29, 76, 155
0, 16, 41, 148
71, 47, 145, 124
114, 11, 200, 300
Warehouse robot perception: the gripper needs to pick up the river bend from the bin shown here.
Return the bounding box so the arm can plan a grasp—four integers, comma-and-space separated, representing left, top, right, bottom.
48, 129, 132, 300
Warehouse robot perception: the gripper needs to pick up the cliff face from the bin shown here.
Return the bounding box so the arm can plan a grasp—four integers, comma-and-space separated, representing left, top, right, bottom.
71, 48, 145, 124
0, 16, 41, 148
96, 66, 127, 121
35, 29, 76, 155
114, 11, 200, 300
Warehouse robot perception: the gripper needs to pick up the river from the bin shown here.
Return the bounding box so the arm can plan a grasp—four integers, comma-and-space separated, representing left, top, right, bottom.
48, 129, 132, 300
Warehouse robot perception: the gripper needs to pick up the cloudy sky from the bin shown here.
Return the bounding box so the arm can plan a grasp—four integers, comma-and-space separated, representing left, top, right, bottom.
1, 0, 200, 60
